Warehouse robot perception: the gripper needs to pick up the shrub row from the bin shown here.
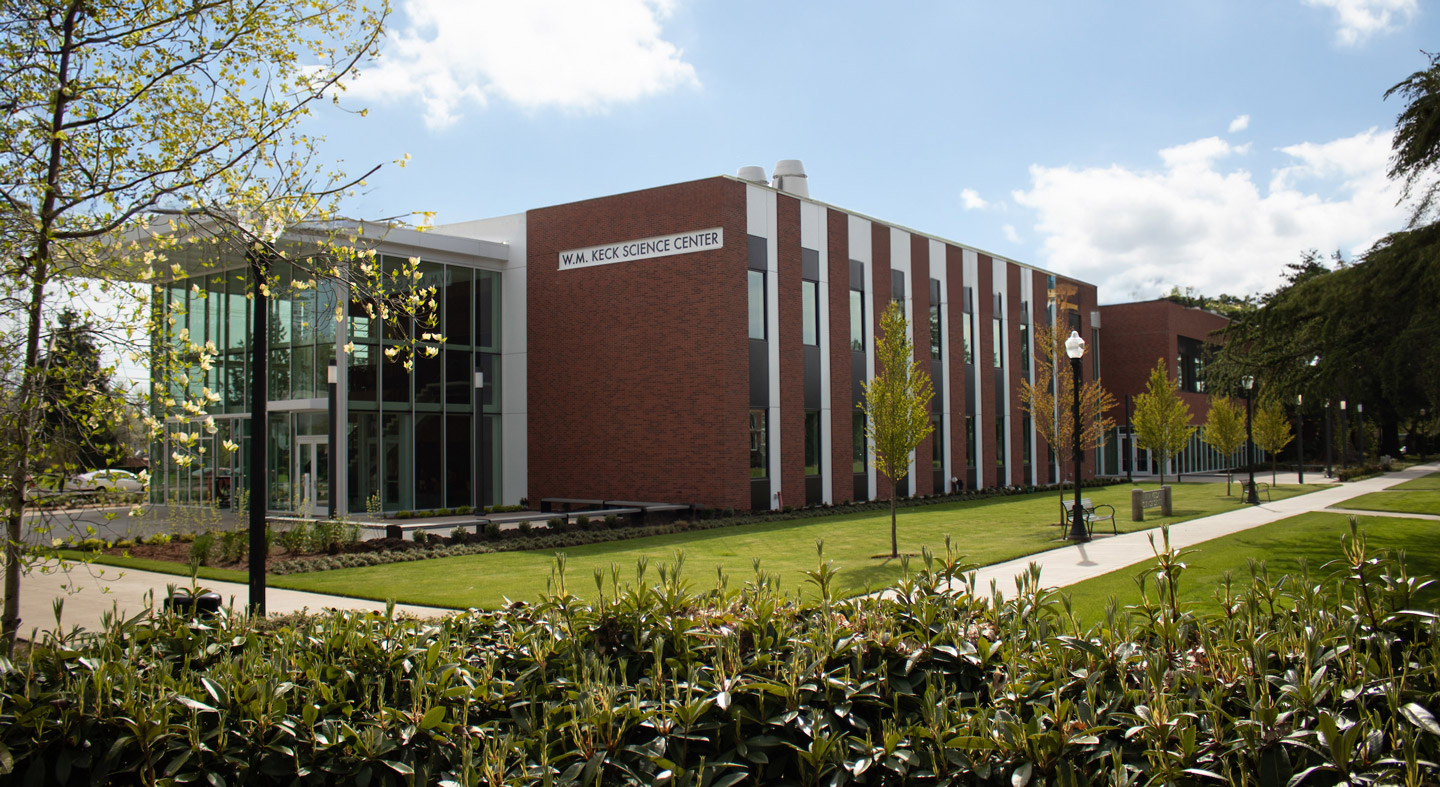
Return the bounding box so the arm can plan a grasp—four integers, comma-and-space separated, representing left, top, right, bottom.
4, 521, 1437, 785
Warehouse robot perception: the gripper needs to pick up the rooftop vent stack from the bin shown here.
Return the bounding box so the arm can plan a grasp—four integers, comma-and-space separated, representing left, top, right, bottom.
737, 165, 769, 184
771, 159, 809, 198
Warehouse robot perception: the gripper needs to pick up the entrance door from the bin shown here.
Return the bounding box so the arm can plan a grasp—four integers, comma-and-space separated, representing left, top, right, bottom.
294, 436, 329, 515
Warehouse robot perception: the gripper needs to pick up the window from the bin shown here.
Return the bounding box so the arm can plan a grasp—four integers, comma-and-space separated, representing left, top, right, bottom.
853, 412, 867, 472
1022, 415, 1032, 473
748, 271, 766, 340
992, 318, 1003, 368
995, 417, 1006, 468
802, 280, 818, 346
849, 289, 864, 351
749, 409, 767, 477
962, 317, 973, 365
929, 300, 941, 360
931, 414, 943, 470
805, 411, 821, 476
1177, 335, 1206, 393
965, 416, 976, 469
1019, 322, 1030, 377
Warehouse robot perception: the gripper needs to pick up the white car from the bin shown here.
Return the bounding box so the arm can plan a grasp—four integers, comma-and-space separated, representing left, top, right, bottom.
73, 469, 145, 493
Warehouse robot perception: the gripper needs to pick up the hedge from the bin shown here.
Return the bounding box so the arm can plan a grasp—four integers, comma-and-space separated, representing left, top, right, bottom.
1, 520, 1436, 785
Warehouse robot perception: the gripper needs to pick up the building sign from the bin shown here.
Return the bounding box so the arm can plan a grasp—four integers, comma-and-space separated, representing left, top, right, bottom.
558, 228, 724, 270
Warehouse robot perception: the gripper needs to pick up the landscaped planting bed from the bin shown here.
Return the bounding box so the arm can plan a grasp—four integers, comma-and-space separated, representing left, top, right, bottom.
3, 523, 1438, 785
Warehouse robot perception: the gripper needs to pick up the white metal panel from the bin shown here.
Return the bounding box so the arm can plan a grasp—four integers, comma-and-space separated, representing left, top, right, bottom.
810, 203, 834, 504
932, 238, 951, 491
963, 249, 980, 482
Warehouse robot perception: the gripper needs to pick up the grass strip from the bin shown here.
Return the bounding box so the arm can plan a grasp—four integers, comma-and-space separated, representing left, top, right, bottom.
271, 481, 1331, 609
1330, 490, 1440, 516
56, 550, 248, 584
1059, 511, 1440, 625
1390, 471, 1440, 491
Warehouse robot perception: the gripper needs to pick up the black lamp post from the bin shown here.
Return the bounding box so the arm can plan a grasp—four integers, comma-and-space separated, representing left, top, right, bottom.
1243, 375, 1259, 505
1356, 403, 1365, 462
1295, 394, 1304, 485
1339, 400, 1348, 469
1065, 330, 1089, 542
327, 360, 338, 520
1324, 400, 1333, 478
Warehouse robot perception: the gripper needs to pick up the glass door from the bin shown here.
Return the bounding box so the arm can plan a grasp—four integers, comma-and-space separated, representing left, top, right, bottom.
294, 436, 329, 515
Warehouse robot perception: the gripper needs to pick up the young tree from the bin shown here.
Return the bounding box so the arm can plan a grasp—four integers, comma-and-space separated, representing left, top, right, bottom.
1132, 360, 1197, 487
1253, 399, 1295, 485
1200, 395, 1247, 495
859, 300, 933, 559
0, 0, 391, 652
1017, 287, 1116, 521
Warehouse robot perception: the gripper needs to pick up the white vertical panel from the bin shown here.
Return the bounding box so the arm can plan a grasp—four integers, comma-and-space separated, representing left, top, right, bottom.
931, 238, 951, 492
807, 202, 833, 505
747, 184, 782, 509
849, 214, 875, 500
1020, 272, 1036, 485
992, 256, 1010, 486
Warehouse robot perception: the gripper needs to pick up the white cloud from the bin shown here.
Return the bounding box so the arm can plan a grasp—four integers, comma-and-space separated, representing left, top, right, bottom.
1303, 0, 1417, 46
961, 188, 989, 210
1002, 224, 1022, 244
349, 0, 700, 128
1011, 129, 1405, 302
1228, 114, 1250, 133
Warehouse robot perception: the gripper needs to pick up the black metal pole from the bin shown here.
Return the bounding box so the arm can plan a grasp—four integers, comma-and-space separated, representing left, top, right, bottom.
1340, 404, 1349, 469
1245, 386, 1259, 505
1325, 402, 1333, 477
248, 256, 269, 616
1067, 355, 1089, 541
1296, 401, 1304, 485
327, 359, 337, 520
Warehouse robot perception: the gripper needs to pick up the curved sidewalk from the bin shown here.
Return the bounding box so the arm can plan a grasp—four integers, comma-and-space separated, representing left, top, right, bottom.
968, 462, 1439, 596
15, 463, 1437, 638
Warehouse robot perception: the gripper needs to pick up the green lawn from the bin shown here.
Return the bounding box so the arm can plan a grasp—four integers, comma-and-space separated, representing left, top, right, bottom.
1332, 490, 1440, 516
56, 550, 247, 584
1060, 512, 1440, 625
1391, 472, 1440, 491
268, 482, 1332, 609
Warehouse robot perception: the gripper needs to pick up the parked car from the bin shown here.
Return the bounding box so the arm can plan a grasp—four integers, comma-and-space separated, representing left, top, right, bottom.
72, 469, 144, 493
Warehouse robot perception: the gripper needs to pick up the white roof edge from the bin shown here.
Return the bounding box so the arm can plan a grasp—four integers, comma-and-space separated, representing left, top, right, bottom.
719, 174, 1085, 288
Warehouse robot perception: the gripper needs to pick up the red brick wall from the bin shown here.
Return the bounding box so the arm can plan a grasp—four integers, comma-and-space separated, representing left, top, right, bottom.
946, 245, 967, 482
526, 177, 749, 510
1006, 265, 1024, 486
827, 209, 853, 503
911, 235, 933, 496
869, 225, 891, 498
1099, 299, 1228, 425
976, 256, 996, 488
777, 195, 805, 510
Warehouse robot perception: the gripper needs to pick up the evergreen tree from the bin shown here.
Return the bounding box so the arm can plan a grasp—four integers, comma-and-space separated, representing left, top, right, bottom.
1132, 360, 1196, 487
860, 300, 933, 559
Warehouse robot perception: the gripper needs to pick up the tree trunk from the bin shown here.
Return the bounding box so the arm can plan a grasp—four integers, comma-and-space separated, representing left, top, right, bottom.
890, 487, 898, 559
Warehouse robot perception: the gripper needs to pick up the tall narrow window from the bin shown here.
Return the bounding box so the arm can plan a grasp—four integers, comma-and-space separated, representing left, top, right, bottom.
1019, 322, 1030, 377
962, 316, 973, 365
748, 271, 766, 340
995, 417, 1006, 468
992, 318, 1003, 368
749, 409, 767, 477
965, 416, 976, 469
929, 299, 941, 360
931, 414, 943, 470
801, 280, 818, 346
852, 412, 867, 472
804, 411, 821, 475
849, 289, 864, 351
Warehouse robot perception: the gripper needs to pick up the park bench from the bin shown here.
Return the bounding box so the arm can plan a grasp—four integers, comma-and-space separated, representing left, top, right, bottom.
539, 497, 605, 512
1060, 498, 1117, 537
1130, 487, 1173, 521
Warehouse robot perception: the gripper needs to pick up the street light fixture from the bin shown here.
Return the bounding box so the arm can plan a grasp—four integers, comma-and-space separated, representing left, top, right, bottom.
1340, 400, 1348, 469
1064, 331, 1089, 542
1296, 394, 1304, 485
1243, 375, 1259, 505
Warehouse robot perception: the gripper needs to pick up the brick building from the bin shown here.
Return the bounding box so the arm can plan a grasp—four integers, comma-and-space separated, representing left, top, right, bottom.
1097, 298, 1232, 478
151, 164, 1110, 514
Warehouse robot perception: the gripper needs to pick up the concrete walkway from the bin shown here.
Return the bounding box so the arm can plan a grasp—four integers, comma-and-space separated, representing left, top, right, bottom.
14, 463, 1437, 639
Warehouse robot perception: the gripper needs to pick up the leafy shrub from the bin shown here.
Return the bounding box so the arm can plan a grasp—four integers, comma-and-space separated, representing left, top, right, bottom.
112, 538, 134, 549
395, 510, 412, 519
144, 533, 171, 546
517, 521, 532, 535
275, 522, 310, 554
604, 513, 618, 528
7, 523, 1440, 785
188, 532, 215, 567
574, 514, 589, 529
546, 517, 564, 531
484, 522, 500, 540
436, 508, 452, 517
218, 530, 246, 564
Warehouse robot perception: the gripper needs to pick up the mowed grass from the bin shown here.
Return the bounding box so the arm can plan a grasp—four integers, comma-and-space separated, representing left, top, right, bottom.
1060, 512, 1440, 625
271, 482, 1332, 609
1391, 472, 1440, 491
1332, 490, 1440, 516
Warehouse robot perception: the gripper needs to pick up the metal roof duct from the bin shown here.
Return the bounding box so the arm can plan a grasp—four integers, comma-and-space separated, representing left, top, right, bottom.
771, 159, 809, 198
737, 165, 768, 184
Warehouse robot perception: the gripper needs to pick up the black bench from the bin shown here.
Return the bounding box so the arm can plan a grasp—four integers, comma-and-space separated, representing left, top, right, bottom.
1060, 498, 1117, 537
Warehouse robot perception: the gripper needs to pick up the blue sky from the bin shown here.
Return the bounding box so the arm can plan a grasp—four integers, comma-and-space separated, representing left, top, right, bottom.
306, 0, 1434, 304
